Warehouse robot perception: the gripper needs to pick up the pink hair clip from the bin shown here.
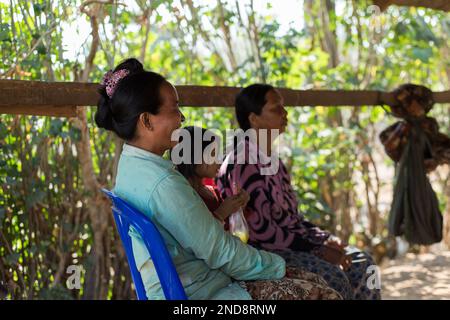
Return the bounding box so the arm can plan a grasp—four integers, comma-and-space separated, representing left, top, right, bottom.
101, 69, 130, 98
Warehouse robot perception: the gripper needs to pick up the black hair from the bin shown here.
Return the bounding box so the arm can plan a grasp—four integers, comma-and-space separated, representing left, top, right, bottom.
235, 83, 275, 130
173, 126, 218, 180
95, 58, 167, 140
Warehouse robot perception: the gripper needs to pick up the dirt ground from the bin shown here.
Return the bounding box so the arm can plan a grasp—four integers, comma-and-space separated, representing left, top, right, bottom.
380, 250, 450, 300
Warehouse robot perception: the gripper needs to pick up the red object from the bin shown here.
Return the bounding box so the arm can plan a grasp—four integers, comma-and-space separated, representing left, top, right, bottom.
202, 185, 222, 213
202, 178, 216, 187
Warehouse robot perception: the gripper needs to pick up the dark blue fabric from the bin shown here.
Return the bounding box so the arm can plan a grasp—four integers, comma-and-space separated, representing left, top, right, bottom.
274, 247, 381, 300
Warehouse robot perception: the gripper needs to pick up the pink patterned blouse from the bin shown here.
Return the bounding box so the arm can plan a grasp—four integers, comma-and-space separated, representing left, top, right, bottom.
216, 138, 330, 252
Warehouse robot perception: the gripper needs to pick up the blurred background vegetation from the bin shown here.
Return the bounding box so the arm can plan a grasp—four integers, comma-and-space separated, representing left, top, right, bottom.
0, 0, 449, 299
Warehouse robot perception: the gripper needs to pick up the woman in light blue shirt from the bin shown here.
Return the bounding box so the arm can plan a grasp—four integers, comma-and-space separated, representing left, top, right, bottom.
94, 58, 341, 300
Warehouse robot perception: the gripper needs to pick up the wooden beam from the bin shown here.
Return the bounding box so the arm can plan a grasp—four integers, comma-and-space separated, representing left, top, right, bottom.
0, 105, 77, 117
433, 90, 450, 104
177, 86, 402, 107
0, 80, 98, 107
278, 89, 398, 107
178, 86, 240, 107
0, 80, 449, 117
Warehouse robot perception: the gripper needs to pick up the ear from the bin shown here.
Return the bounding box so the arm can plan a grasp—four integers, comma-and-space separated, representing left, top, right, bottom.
139, 112, 153, 130
248, 112, 260, 129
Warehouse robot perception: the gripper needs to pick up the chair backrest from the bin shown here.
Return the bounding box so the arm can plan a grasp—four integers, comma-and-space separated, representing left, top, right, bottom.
101, 189, 187, 300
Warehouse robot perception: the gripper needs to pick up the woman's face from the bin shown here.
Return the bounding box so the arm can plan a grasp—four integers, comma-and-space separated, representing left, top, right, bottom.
151, 81, 185, 150
250, 89, 288, 133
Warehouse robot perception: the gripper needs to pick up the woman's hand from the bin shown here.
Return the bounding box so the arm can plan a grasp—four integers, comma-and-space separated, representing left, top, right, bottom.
323, 237, 352, 270
214, 189, 250, 221
237, 188, 250, 207
318, 245, 352, 271
324, 238, 346, 252
325, 236, 347, 249
319, 245, 344, 265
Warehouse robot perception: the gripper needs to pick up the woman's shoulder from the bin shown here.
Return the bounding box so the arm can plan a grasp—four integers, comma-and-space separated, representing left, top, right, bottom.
154, 169, 204, 204
115, 153, 188, 206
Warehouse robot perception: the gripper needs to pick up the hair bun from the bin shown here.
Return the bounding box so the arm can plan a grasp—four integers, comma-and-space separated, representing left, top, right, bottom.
95, 89, 115, 130
95, 58, 166, 140
114, 58, 144, 74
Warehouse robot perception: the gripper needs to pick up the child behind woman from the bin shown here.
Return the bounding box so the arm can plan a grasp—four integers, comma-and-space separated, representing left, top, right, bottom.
172, 126, 343, 299
172, 126, 250, 225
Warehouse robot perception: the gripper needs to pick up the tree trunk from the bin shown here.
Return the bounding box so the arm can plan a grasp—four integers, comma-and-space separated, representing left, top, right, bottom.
320, 0, 339, 68
75, 1, 112, 300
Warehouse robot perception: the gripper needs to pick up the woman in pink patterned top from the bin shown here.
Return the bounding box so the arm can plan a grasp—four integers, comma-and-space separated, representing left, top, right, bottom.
216, 84, 381, 300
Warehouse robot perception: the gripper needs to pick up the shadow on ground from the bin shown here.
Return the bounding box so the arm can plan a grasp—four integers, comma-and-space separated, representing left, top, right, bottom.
381, 251, 450, 300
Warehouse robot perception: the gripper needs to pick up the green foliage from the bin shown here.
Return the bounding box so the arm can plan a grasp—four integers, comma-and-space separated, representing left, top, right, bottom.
38, 284, 74, 300
0, 0, 448, 299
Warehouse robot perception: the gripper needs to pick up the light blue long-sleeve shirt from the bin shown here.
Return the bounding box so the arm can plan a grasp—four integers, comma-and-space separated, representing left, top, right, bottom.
113, 144, 286, 300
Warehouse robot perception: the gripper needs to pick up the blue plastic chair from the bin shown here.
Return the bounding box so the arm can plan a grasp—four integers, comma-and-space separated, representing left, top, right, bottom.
101, 188, 187, 300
